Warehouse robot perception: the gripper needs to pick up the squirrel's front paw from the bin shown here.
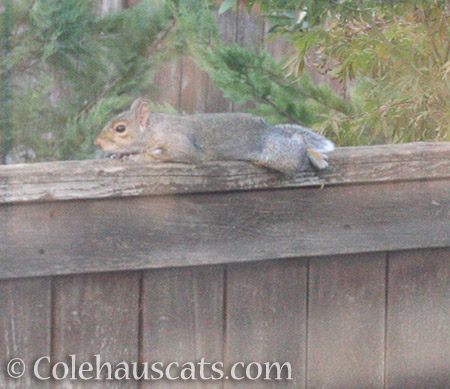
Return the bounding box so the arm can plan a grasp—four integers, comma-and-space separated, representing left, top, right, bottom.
110, 153, 140, 161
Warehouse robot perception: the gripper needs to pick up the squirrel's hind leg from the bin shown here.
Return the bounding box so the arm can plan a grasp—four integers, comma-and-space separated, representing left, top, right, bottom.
249, 133, 304, 176
307, 148, 329, 170
290, 132, 330, 170
251, 157, 299, 176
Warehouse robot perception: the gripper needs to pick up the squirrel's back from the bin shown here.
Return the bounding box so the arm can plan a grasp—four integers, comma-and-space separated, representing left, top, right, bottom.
95, 99, 335, 174
147, 112, 272, 161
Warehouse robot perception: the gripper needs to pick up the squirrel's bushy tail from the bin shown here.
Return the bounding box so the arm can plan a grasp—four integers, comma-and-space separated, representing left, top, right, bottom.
300, 128, 335, 153
274, 124, 335, 153
273, 124, 335, 170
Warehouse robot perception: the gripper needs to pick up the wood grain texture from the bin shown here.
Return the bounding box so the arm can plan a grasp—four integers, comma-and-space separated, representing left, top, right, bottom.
205, 10, 236, 113
307, 253, 386, 388
236, 5, 265, 48
179, 57, 209, 114
0, 277, 51, 388
52, 272, 140, 388
1, 142, 448, 204
233, 6, 265, 113
224, 259, 308, 388
0, 177, 448, 280
140, 265, 224, 388
385, 248, 450, 389
152, 58, 183, 112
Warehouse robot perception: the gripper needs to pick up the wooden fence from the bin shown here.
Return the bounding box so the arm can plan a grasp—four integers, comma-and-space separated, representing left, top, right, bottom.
0, 141, 449, 388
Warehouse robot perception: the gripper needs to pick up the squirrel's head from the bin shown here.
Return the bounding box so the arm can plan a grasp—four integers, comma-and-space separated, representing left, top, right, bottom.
95, 98, 151, 153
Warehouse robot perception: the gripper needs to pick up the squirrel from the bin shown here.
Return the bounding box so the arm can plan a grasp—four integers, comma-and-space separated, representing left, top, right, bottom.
95, 98, 335, 176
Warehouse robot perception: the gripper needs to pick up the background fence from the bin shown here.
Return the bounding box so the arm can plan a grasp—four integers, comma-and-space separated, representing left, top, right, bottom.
0, 142, 449, 388
1, 5, 449, 388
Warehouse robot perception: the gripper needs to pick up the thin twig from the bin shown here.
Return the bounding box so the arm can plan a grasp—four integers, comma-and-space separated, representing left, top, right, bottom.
422, 8, 443, 64
80, 18, 177, 117
332, 0, 423, 76
242, 78, 305, 125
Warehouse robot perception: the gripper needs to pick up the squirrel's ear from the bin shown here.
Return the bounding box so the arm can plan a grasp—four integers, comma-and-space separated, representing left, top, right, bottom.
131, 98, 150, 127
130, 98, 144, 111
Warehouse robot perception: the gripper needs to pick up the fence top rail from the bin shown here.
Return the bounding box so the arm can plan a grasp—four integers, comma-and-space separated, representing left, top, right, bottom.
0, 142, 449, 204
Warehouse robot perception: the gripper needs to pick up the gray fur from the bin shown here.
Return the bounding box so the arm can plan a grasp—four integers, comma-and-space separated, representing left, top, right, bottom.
96, 104, 335, 176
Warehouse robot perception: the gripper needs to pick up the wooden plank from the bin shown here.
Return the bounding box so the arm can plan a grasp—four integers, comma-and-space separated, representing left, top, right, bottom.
0, 142, 448, 204
179, 57, 209, 114
152, 58, 183, 112
233, 6, 265, 113
225, 259, 307, 387
236, 6, 265, 48
0, 278, 51, 388
307, 253, 386, 388
205, 10, 236, 113
0, 177, 448, 280
140, 265, 224, 388
52, 271, 140, 388
385, 247, 450, 388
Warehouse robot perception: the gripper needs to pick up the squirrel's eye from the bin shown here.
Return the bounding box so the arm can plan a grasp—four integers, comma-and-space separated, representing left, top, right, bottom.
115, 124, 126, 133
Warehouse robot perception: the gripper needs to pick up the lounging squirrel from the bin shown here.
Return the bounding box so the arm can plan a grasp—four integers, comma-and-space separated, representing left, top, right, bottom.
95, 98, 335, 175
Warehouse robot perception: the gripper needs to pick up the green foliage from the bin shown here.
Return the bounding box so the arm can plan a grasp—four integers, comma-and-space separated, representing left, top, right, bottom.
189, 0, 449, 145
0, 0, 14, 163
174, 3, 350, 128
0, 0, 175, 162
280, 1, 450, 144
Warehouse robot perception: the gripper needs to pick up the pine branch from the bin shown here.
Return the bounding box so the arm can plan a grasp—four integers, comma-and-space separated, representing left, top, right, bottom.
79, 18, 176, 118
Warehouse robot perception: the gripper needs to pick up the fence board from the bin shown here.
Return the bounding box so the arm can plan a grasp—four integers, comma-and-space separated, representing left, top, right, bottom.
179, 57, 209, 114
236, 6, 265, 48
204, 10, 236, 113
140, 265, 224, 388
233, 7, 265, 113
52, 272, 140, 388
153, 58, 183, 111
1, 142, 448, 204
225, 259, 307, 388
385, 247, 450, 388
0, 177, 448, 280
0, 278, 51, 388
307, 253, 386, 388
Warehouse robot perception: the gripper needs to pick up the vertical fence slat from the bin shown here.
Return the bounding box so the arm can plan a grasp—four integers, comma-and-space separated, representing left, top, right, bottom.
205, 11, 237, 113
140, 265, 224, 388
153, 58, 183, 112
52, 272, 140, 388
179, 58, 209, 114
307, 253, 386, 388
385, 247, 450, 388
225, 259, 307, 388
0, 278, 51, 388
236, 7, 265, 48
233, 7, 265, 113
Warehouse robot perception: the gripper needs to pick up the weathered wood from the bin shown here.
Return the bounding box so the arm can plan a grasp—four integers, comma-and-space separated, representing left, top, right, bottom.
0, 142, 448, 204
0, 278, 51, 388
225, 259, 307, 387
307, 253, 386, 388
179, 57, 209, 114
236, 3, 265, 48
233, 6, 265, 113
52, 272, 140, 388
140, 265, 224, 388
153, 58, 183, 112
0, 177, 448, 280
385, 248, 450, 388
205, 10, 236, 113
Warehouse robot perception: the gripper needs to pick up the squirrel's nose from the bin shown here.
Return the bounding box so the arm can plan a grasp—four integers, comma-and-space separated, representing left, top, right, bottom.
94, 137, 102, 147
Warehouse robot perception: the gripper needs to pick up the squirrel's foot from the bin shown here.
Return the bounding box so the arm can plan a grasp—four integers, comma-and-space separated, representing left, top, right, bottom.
110, 152, 143, 162
307, 148, 329, 170
110, 152, 135, 159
